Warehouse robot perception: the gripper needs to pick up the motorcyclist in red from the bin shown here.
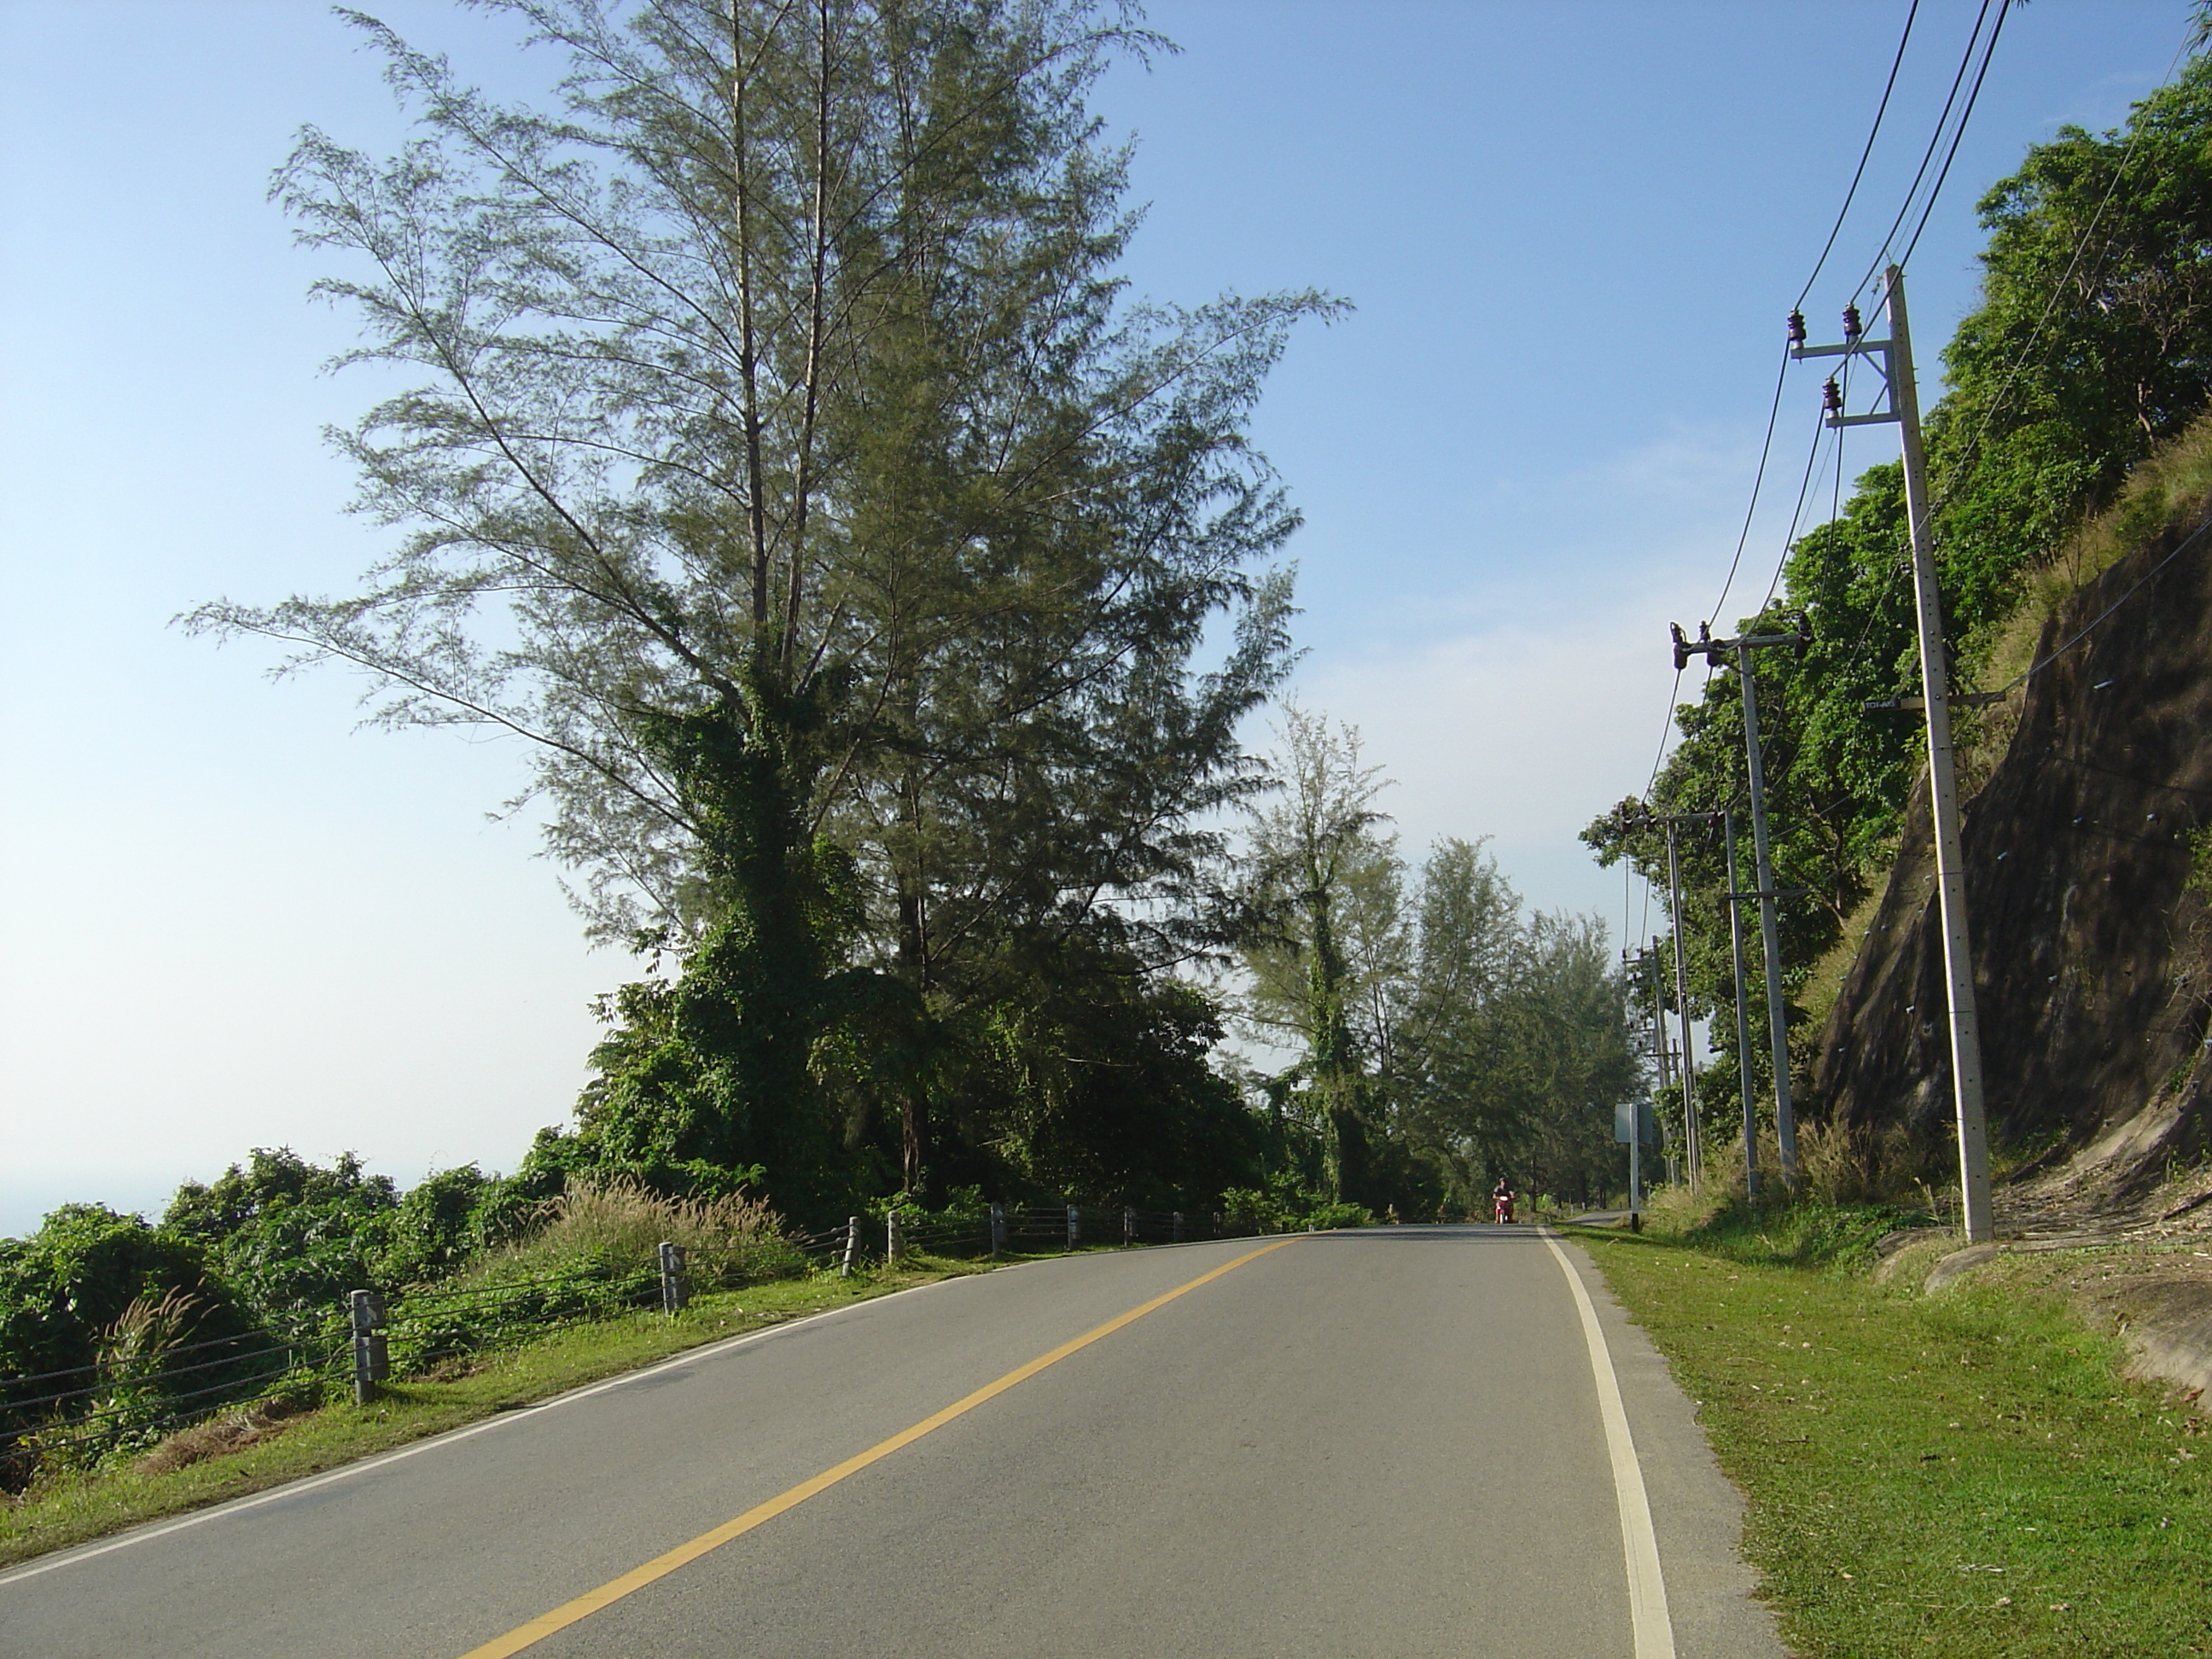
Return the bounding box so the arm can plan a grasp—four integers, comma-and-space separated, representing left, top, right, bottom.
1492, 1177, 1515, 1225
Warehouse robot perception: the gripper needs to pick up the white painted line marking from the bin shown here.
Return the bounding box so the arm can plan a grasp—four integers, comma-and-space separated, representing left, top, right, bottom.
1542, 1229, 1676, 1659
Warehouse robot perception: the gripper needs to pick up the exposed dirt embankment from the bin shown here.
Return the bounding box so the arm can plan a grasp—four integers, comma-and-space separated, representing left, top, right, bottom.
1813, 506, 2212, 1219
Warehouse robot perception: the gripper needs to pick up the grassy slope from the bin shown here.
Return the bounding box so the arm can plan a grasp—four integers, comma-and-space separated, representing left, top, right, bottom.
0, 1260, 987, 1571
1580, 1225, 2211, 1658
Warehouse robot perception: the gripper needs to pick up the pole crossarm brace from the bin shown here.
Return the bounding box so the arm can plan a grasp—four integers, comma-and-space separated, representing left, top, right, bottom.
1792, 301, 1901, 428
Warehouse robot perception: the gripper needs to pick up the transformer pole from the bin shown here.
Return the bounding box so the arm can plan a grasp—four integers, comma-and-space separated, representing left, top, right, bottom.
1794, 271, 1994, 1242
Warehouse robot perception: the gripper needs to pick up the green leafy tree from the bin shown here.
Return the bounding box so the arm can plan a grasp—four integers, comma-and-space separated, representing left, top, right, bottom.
187, 1, 1327, 1214
162, 1149, 400, 1322
1935, 55, 2212, 631
1394, 842, 1638, 1207
0, 1206, 259, 1480
1240, 707, 1396, 1202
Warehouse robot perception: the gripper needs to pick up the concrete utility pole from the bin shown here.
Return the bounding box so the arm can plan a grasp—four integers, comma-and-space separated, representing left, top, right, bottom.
1650, 943, 1680, 1185
1720, 808, 1759, 1202
1620, 946, 1649, 1213
1627, 807, 1727, 1188
1673, 621, 1808, 1184
1663, 823, 1700, 1186
1793, 269, 1994, 1243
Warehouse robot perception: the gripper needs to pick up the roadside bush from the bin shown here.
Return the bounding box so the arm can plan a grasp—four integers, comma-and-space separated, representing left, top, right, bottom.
1220, 1171, 1376, 1233
372, 1164, 493, 1289
160, 1150, 399, 1327
0, 1207, 248, 1385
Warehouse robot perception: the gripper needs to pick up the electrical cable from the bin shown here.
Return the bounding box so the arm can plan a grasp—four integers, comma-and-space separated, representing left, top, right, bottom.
1796, 0, 1922, 311
1895, 0, 2012, 273
1707, 345, 1793, 629
1656, 2, 1930, 813
1998, 505, 2212, 695
1852, 0, 1998, 304
1823, 22, 2189, 699
1934, 28, 2192, 497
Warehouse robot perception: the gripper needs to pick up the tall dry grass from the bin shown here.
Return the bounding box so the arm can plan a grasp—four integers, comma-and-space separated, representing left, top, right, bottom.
515, 1179, 784, 1266
1646, 1117, 1918, 1226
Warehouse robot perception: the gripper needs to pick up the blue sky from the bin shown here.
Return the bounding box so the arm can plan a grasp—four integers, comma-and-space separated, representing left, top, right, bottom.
0, 0, 2191, 1232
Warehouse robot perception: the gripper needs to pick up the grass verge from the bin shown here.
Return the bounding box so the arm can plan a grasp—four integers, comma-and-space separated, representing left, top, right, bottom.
0, 1258, 987, 1572
1575, 1223, 2212, 1658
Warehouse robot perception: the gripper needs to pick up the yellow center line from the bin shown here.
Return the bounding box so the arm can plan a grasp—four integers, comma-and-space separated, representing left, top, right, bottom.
457, 1237, 1301, 1659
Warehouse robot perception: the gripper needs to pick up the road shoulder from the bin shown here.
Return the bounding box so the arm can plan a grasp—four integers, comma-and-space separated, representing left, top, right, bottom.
1552, 1232, 1790, 1659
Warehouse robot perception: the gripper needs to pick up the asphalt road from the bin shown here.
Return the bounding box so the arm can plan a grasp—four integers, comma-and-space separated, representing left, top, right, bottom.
0, 1227, 1783, 1659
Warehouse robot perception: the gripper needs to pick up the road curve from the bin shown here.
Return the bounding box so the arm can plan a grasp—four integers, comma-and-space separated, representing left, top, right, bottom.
0, 1227, 1781, 1659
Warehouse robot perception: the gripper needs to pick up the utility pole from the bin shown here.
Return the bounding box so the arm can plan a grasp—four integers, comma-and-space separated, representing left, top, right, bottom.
1644, 941, 1679, 1186
1793, 269, 1994, 1243
1620, 946, 1650, 1213
1625, 806, 1726, 1188
1665, 826, 1700, 1187
1673, 620, 1809, 1184
1654, 942, 1680, 1185
1721, 807, 1759, 1202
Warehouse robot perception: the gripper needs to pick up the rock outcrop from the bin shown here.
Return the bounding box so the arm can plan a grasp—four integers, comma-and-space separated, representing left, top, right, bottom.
1812, 506, 2212, 1205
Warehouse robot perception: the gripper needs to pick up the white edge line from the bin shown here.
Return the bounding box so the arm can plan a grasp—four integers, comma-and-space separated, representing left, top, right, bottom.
1540, 1227, 1677, 1659
0, 1268, 970, 1589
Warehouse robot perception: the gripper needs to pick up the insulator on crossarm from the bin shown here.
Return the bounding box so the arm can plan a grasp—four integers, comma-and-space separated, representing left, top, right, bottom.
1786, 308, 1807, 346
1822, 376, 1843, 415
1842, 303, 1863, 340
1670, 621, 1691, 672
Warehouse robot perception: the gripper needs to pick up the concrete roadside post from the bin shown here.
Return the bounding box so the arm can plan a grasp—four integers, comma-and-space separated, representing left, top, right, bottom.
887, 1210, 904, 1266
659, 1242, 688, 1315
1066, 1205, 1080, 1250
841, 1215, 860, 1278
988, 1203, 1006, 1257
1122, 1206, 1135, 1246
1172, 1211, 1185, 1243
349, 1289, 388, 1406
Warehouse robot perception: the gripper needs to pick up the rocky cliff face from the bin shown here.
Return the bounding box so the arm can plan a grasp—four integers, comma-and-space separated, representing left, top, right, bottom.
1813, 509, 2212, 1204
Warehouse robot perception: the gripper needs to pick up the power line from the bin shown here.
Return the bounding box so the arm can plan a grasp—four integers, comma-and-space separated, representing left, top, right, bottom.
1828, 26, 2191, 694
1704, 346, 1793, 629
1712, 0, 1927, 633
1999, 507, 2212, 695
1796, 0, 1922, 311
1936, 29, 2192, 495
1852, 0, 1999, 304
1895, 0, 2012, 273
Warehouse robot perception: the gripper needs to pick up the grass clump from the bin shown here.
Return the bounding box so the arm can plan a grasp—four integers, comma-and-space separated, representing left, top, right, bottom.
1639, 1121, 1928, 1274
1580, 1222, 2212, 1657
494, 1178, 783, 1269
